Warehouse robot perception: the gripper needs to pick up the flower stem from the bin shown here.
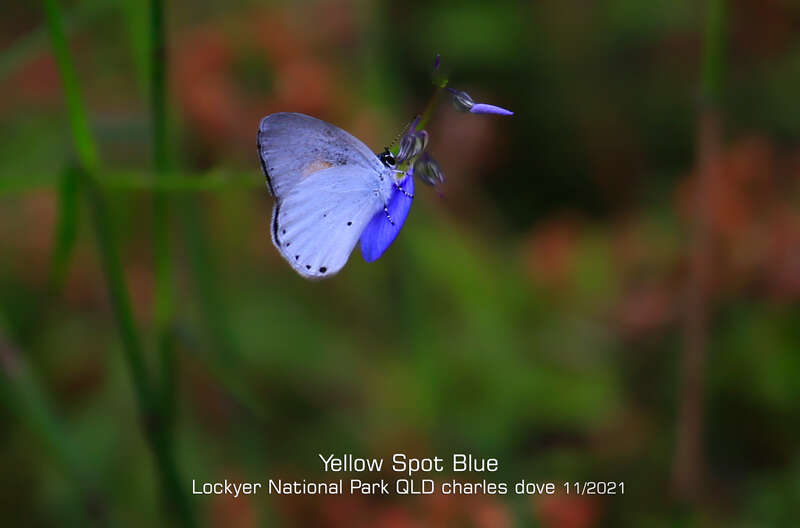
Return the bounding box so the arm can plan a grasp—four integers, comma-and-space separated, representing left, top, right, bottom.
416, 77, 448, 133
391, 77, 448, 172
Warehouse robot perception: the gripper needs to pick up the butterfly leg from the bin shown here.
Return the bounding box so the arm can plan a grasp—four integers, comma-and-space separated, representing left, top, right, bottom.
383, 204, 395, 225
394, 182, 414, 199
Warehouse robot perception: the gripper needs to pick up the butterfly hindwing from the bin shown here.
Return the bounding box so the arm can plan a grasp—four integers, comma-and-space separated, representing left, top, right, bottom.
258, 113, 383, 198
271, 165, 391, 279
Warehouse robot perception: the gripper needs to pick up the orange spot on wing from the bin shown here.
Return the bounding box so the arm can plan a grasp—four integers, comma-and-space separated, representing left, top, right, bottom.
302, 159, 333, 178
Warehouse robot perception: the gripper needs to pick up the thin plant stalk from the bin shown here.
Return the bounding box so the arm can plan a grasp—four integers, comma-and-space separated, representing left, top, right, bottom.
42, 0, 195, 524
120, 0, 150, 92
181, 198, 241, 364
416, 76, 448, 133
118, 0, 246, 410
149, 0, 177, 427
48, 165, 80, 292
673, 0, 726, 502
82, 172, 196, 526
42, 0, 98, 173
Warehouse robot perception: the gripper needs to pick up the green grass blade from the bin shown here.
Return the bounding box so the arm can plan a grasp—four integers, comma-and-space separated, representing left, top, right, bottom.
80, 171, 152, 411
43, 0, 196, 523
42, 0, 99, 172
120, 0, 150, 93
48, 165, 80, 292
81, 170, 196, 526
181, 198, 242, 363
148, 0, 177, 426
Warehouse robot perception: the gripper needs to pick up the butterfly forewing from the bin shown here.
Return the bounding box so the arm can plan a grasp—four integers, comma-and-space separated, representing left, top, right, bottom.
271, 165, 388, 279
258, 113, 383, 198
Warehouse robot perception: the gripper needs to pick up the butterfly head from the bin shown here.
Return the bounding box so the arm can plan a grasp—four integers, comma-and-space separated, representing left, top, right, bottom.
378, 148, 396, 168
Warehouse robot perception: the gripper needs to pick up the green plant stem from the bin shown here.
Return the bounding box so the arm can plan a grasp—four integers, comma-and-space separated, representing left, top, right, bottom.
181, 198, 241, 363
42, 0, 99, 173
82, 172, 196, 526
48, 165, 80, 292
149, 0, 176, 427
120, 0, 150, 92
82, 174, 153, 418
416, 88, 444, 131
43, 1, 195, 524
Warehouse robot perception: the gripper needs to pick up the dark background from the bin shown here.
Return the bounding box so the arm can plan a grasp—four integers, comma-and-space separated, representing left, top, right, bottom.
2, 0, 800, 526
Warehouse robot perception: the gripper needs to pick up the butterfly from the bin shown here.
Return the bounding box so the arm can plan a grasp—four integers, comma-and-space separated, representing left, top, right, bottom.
258, 113, 414, 279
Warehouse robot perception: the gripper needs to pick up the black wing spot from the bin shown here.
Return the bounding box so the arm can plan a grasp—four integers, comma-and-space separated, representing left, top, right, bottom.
257, 130, 275, 196
306, 265, 311, 270
272, 203, 281, 244
295, 255, 299, 260
347, 221, 352, 226
286, 242, 290, 247
319, 267, 327, 273
324, 213, 327, 218
282, 229, 286, 234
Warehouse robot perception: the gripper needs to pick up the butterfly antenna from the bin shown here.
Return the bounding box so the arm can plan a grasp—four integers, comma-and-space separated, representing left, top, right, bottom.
386, 115, 420, 151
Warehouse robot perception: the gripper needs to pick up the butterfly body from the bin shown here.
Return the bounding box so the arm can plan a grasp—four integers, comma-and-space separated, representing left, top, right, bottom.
259, 113, 405, 279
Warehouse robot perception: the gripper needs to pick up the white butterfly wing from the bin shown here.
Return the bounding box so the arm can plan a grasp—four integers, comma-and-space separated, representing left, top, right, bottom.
271, 165, 390, 279
258, 112, 384, 198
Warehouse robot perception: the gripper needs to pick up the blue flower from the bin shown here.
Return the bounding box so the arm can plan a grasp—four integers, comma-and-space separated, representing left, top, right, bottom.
448, 89, 513, 116
360, 170, 415, 262
468, 103, 514, 116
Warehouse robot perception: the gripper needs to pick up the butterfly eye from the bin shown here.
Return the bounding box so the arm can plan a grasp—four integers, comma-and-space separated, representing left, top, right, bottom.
379, 149, 396, 168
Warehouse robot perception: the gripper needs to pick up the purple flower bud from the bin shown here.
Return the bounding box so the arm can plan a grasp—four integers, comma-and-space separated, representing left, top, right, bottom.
469, 103, 514, 116
433, 54, 441, 72
447, 87, 513, 116
449, 89, 475, 112
396, 130, 429, 164
413, 152, 445, 186
396, 134, 415, 164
